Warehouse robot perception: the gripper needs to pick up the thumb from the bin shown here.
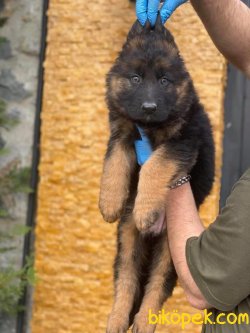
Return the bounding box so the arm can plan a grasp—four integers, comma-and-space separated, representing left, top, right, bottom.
160, 0, 187, 23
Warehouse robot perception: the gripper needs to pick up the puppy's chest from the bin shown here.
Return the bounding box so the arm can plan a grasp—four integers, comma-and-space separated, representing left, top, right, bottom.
146, 126, 180, 148
111, 117, 183, 148
150, 130, 170, 147
148, 122, 184, 147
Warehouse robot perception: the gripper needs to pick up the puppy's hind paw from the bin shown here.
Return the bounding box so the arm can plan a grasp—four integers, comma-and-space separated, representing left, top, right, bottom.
132, 313, 156, 333
106, 312, 129, 333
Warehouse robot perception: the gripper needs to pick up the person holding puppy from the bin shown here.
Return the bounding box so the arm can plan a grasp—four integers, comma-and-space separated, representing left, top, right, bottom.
136, 0, 250, 332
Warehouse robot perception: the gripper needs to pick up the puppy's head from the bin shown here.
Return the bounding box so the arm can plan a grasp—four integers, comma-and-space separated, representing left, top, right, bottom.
106, 17, 195, 124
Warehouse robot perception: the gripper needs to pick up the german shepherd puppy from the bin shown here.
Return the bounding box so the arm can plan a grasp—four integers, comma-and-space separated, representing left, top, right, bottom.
99, 17, 215, 333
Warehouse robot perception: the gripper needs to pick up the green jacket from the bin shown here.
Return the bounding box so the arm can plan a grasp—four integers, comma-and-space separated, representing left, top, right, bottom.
186, 168, 250, 332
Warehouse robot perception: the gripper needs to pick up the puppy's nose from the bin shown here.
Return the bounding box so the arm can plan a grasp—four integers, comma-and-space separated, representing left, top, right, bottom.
141, 102, 157, 113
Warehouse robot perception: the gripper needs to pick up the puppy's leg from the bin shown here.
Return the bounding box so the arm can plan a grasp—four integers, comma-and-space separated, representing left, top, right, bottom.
133, 146, 178, 231
99, 140, 136, 222
132, 231, 177, 333
107, 216, 139, 333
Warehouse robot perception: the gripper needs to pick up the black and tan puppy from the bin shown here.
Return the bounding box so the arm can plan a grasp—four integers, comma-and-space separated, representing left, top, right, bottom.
99, 17, 215, 333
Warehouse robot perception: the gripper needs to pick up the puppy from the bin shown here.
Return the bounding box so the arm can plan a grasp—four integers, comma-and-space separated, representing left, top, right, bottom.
99, 17, 215, 333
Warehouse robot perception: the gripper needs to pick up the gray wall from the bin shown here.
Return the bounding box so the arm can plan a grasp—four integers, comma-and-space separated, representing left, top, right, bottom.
0, 0, 43, 332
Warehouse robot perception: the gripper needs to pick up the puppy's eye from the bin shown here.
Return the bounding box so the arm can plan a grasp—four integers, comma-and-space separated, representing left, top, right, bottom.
131, 75, 141, 84
160, 77, 170, 86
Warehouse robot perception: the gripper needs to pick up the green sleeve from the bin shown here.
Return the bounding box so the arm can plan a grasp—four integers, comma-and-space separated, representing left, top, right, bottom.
186, 169, 250, 311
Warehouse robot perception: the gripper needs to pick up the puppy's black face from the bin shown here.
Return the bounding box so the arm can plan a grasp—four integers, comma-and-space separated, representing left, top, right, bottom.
107, 19, 194, 124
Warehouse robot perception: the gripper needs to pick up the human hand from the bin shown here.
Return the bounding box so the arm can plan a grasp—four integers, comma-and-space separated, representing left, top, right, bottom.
134, 125, 152, 166
136, 0, 188, 26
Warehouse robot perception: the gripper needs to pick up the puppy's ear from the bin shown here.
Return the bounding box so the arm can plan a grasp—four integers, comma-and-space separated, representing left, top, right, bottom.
154, 14, 176, 45
127, 20, 144, 40
164, 28, 176, 45
142, 19, 151, 33
154, 14, 165, 33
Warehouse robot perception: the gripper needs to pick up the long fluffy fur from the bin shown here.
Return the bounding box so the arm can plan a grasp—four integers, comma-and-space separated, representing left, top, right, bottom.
99, 17, 215, 333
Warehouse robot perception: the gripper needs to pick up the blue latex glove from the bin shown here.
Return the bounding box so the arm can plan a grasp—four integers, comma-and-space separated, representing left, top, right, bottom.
134, 125, 153, 166
136, 0, 187, 26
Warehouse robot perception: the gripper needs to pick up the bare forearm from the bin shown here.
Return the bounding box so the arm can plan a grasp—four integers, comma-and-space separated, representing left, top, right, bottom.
166, 183, 210, 309
190, 0, 250, 77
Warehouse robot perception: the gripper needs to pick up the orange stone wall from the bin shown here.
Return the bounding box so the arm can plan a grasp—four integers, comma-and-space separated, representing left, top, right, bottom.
31, 1, 226, 332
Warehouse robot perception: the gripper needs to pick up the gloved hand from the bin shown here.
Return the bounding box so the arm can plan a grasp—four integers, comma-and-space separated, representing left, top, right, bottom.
136, 0, 188, 26
134, 125, 153, 166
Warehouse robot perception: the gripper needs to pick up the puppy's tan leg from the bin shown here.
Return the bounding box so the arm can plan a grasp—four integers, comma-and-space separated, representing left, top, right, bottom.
132, 231, 176, 333
133, 146, 178, 231
99, 142, 136, 222
107, 217, 139, 333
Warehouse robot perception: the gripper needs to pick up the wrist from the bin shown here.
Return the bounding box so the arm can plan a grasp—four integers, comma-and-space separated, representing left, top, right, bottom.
190, 0, 213, 6
169, 175, 191, 189
166, 181, 191, 205
166, 182, 205, 233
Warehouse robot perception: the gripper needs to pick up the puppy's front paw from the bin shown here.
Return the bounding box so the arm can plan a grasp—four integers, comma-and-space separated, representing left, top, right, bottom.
133, 194, 164, 232
106, 311, 129, 333
133, 207, 162, 232
99, 190, 126, 223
